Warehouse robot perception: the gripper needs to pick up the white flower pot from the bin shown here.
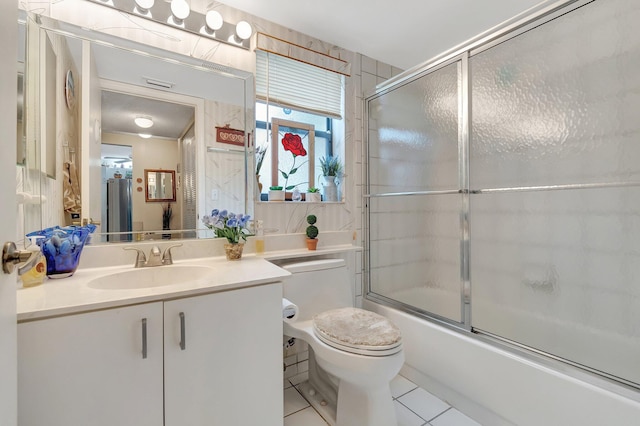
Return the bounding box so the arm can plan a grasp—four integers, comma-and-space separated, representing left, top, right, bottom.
321, 175, 338, 202
268, 190, 285, 201
306, 192, 321, 202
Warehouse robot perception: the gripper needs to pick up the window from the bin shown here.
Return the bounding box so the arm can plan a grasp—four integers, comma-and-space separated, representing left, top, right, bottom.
255, 103, 334, 194
255, 42, 347, 200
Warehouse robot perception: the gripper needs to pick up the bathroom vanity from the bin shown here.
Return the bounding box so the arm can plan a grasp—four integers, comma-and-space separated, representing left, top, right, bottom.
17, 256, 288, 426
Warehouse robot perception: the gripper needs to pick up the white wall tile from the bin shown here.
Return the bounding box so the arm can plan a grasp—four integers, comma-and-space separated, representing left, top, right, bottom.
377, 62, 392, 79
362, 55, 377, 74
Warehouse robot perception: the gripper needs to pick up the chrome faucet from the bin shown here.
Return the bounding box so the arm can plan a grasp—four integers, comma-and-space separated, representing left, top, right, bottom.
124, 244, 182, 268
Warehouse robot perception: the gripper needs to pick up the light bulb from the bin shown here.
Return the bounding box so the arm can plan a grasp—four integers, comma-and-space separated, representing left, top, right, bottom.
134, 116, 154, 128
138, 133, 152, 139
170, 0, 190, 21
205, 10, 223, 31
235, 20, 252, 40
134, 0, 154, 10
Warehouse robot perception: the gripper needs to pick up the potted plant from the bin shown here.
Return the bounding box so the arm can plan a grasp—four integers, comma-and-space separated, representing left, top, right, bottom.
319, 155, 342, 202
255, 144, 267, 194
202, 209, 253, 260
268, 186, 285, 201
306, 214, 319, 250
306, 187, 321, 202
162, 203, 173, 239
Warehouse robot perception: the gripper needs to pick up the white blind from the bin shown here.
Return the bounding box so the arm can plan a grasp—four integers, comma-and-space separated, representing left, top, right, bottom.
256, 50, 344, 119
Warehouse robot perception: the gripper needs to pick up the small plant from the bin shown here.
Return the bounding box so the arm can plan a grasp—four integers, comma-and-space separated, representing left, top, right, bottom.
162, 203, 173, 229
307, 187, 319, 193
269, 186, 283, 191
306, 214, 318, 239
255, 144, 267, 176
319, 155, 343, 177
202, 209, 253, 244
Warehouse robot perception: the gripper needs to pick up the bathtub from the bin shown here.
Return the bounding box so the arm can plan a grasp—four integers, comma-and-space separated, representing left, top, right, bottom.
365, 299, 640, 425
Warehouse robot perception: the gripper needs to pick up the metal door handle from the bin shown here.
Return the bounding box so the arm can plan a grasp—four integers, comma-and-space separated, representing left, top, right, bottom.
2, 241, 38, 274
179, 312, 186, 350
142, 318, 148, 359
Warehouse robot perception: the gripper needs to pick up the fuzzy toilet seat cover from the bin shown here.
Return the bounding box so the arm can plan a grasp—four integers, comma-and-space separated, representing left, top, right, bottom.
312, 307, 402, 353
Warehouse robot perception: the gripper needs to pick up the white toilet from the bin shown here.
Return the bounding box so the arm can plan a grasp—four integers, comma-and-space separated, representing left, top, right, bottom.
281, 258, 404, 426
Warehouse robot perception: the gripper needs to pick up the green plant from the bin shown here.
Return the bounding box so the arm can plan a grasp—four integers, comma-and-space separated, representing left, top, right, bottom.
202, 209, 253, 244
307, 187, 319, 193
306, 214, 318, 239
269, 186, 283, 191
255, 144, 267, 175
319, 155, 343, 177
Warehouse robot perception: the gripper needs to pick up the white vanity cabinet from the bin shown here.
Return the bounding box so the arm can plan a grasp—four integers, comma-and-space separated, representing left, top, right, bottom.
164, 283, 283, 425
18, 282, 283, 426
18, 302, 165, 426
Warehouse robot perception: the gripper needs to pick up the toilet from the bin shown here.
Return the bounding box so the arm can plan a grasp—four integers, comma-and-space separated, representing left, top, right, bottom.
281, 258, 404, 426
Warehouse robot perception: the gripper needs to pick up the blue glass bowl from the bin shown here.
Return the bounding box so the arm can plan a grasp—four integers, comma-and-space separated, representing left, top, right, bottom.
27, 224, 96, 279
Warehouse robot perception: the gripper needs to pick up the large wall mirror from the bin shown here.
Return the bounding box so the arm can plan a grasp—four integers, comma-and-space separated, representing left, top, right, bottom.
19, 12, 255, 244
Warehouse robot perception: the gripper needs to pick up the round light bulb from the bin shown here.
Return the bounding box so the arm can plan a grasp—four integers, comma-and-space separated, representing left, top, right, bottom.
138, 133, 152, 139
134, 0, 154, 10
134, 116, 154, 128
170, 0, 190, 20
205, 10, 223, 31
235, 20, 252, 40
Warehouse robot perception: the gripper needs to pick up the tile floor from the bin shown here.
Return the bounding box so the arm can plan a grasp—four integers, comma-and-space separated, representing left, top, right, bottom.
284, 374, 482, 426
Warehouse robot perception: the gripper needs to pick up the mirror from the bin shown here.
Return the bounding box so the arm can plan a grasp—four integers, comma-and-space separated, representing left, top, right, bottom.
20, 12, 255, 244
145, 169, 176, 202
17, 14, 25, 166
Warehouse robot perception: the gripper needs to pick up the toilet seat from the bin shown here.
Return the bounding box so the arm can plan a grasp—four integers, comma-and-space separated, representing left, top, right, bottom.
313, 308, 402, 356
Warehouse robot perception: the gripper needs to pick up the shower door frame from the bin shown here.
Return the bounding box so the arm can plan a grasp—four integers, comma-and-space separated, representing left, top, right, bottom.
365, 0, 590, 331
365, 0, 640, 390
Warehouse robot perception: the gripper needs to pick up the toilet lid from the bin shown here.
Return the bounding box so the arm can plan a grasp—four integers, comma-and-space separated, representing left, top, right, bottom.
312, 308, 402, 356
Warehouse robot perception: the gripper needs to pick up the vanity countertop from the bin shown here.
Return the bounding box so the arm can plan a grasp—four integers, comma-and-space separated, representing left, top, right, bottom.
17, 256, 290, 322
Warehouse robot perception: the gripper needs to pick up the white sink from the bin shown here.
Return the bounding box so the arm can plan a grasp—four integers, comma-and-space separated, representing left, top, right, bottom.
88, 265, 214, 290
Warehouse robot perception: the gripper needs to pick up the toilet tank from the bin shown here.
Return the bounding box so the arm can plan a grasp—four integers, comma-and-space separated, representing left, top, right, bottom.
280, 259, 353, 322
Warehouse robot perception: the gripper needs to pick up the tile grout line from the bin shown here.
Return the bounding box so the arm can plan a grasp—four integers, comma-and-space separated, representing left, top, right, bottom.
392, 385, 419, 400
427, 406, 453, 423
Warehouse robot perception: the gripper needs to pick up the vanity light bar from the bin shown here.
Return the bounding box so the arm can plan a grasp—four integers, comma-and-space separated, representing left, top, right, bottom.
87, 0, 252, 50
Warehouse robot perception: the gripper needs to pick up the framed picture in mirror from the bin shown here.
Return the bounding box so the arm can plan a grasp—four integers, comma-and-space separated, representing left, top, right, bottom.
144, 169, 176, 202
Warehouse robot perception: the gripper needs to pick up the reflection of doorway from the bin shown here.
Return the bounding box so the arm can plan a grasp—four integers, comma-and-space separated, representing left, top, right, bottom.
101, 144, 132, 241
100, 85, 196, 239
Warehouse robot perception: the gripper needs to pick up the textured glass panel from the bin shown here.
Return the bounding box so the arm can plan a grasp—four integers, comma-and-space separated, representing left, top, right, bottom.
369, 194, 463, 322
368, 61, 460, 194
470, 187, 640, 385
470, 0, 640, 189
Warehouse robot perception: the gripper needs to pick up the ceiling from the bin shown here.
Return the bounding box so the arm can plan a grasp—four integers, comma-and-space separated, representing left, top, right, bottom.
218, 0, 547, 70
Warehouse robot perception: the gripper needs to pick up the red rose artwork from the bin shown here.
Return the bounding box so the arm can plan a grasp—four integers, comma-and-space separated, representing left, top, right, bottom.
280, 132, 308, 191
282, 133, 307, 157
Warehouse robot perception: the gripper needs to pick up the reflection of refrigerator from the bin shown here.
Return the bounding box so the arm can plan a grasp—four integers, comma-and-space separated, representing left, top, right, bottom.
106, 178, 132, 242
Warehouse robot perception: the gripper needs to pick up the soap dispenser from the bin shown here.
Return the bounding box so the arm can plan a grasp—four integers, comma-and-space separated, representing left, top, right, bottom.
20, 236, 47, 288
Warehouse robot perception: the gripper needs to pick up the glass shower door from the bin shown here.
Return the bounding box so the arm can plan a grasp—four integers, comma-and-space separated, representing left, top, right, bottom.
469, 0, 640, 385
366, 60, 465, 323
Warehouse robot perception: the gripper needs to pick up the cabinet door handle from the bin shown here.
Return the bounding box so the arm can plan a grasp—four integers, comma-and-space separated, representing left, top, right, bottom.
179, 312, 186, 350
141, 318, 148, 359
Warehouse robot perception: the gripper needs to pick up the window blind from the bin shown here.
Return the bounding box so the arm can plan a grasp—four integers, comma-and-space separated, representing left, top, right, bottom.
256, 50, 344, 119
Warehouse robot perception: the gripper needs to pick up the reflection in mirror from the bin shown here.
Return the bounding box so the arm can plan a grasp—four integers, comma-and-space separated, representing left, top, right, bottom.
17, 17, 25, 165
20, 13, 254, 244
145, 169, 176, 202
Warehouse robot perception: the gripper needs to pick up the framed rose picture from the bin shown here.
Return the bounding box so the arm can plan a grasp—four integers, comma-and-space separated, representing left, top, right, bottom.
270, 118, 315, 192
